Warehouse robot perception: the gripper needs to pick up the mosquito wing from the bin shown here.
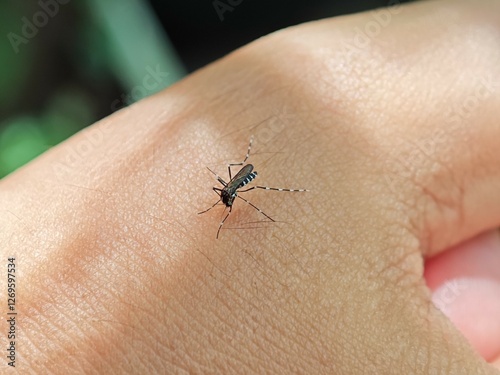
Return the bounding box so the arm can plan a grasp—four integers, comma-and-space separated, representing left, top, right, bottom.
228, 164, 254, 190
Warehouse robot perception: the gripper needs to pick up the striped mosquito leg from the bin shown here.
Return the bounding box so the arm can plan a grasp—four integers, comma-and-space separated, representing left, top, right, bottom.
198, 196, 221, 215
217, 209, 232, 239
236, 195, 275, 222
228, 136, 254, 180
238, 186, 309, 193
206, 167, 227, 187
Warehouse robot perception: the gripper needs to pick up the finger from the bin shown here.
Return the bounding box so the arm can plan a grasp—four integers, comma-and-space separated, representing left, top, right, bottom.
425, 230, 500, 361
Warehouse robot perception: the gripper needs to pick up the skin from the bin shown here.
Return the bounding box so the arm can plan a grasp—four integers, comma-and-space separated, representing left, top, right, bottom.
0, 0, 499, 373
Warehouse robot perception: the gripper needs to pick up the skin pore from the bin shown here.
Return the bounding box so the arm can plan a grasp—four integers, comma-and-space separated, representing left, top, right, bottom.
0, 0, 499, 373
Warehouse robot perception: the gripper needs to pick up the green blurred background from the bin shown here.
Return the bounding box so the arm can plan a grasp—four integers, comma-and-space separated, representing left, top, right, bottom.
0, 0, 411, 178
0, 1, 185, 178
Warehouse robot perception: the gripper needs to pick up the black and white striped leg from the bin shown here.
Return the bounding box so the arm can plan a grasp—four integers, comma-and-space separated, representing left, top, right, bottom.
236, 195, 275, 222
217, 206, 232, 239
228, 136, 254, 180
198, 188, 223, 215
238, 186, 309, 193
198, 199, 221, 215
206, 167, 227, 187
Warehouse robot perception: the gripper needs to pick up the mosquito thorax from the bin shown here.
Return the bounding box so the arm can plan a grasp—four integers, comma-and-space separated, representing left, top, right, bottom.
221, 190, 235, 206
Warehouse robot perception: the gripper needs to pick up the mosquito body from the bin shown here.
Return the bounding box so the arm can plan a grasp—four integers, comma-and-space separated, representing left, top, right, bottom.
219, 164, 257, 207
199, 137, 308, 238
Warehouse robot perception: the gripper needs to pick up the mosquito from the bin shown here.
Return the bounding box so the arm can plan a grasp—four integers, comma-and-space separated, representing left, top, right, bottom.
198, 137, 308, 238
